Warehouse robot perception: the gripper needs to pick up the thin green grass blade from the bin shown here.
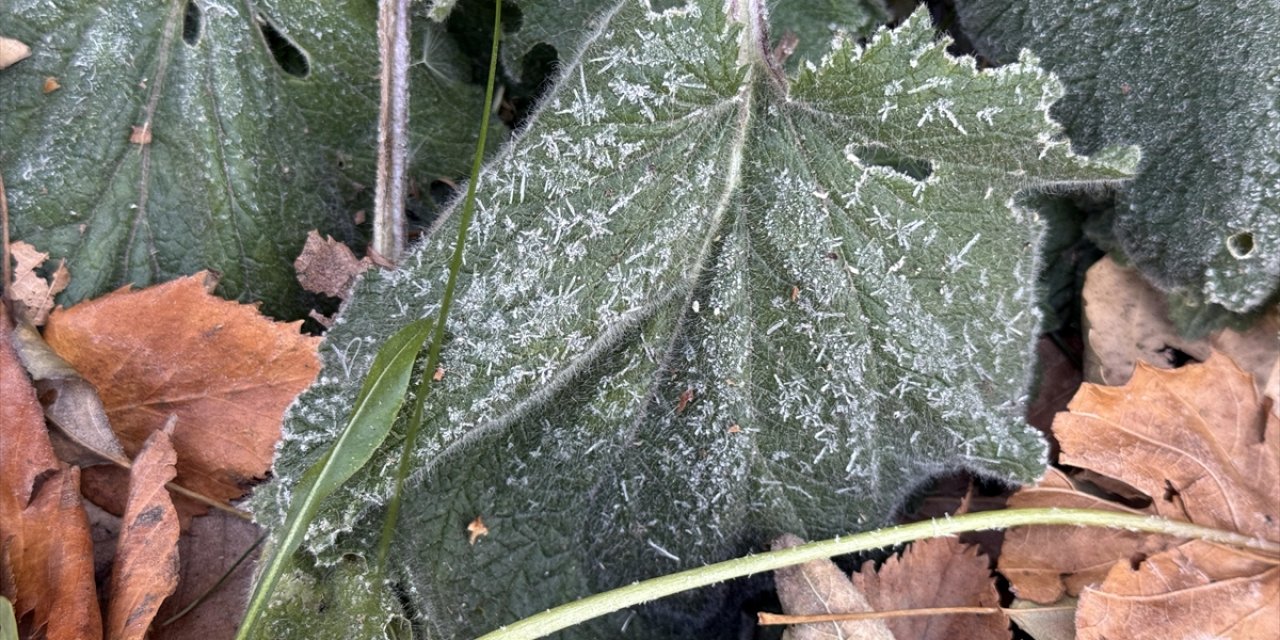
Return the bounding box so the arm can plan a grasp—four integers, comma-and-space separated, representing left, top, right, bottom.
374, 0, 504, 569
235, 316, 433, 640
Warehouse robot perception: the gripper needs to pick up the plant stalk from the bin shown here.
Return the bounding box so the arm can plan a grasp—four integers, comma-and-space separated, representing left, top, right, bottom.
476, 508, 1279, 640
375, 0, 502, 571
372, 0, 412, 264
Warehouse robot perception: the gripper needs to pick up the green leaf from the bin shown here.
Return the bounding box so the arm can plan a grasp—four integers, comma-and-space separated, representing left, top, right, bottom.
257, 2, 1135, 637
0, 0, 497, 319
238, 317, 431, 640
953, 0, 1280, 314
500, 0, 616, 82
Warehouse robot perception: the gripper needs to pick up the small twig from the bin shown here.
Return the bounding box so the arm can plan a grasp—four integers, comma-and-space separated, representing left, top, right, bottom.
372, 0, 412, 265
758, 606, 1002, 626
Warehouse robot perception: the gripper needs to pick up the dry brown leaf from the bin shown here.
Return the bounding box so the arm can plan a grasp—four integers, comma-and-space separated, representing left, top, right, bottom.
1006, 598, 1076, 640
853, 537, 1010, 640
293, 230, 370, 299
999, 468, 1170, 603
151, 513, 261, 640
1000, 353, 1279, 638
770, 534, 894, 640
1077, 540, 1279, 640
43, 272, 321, 518
1081, 256, 1278, 395
7, 241, 70, 326
0, 306, 102, 639
10, 321, 129, 467
106, 424, 180, 640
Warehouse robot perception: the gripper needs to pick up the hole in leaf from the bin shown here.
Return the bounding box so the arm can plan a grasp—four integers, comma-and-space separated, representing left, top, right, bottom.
1162, 480, 1180, 502
182, 0, 203, 45
1226, 231, 1255, 258
1128, 552, 1148, 571
851, 145, 933, 181
256, 13, 310, 77
428, 179, 459, 207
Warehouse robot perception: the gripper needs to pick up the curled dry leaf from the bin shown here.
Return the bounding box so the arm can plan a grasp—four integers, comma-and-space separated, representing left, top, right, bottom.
853, 537, 1010, 640
7, 241, 70, 326
293, 230, 371, 299
1082, 256, 1278, 394
771, 534, 893, 640
42, 272, 321, 518
106, 424, 180, 640
999, 353, 1279, 639
0, 306, 101, 639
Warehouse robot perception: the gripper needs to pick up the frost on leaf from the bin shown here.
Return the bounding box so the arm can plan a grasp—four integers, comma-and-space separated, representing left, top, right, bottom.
259, 2, 1134, 637
0, 0, 495, 319
954, 0, 1280, 314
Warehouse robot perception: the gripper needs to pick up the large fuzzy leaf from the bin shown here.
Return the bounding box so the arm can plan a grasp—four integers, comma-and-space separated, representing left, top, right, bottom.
0, 0, 496, 319
953, 0, 1280, 314
255, 1, 1134, 637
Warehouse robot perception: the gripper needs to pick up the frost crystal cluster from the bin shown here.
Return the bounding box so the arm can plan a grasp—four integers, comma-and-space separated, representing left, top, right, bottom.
258, 1, 1135, 637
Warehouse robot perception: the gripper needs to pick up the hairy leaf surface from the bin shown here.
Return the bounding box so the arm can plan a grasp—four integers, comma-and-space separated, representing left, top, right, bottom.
0, 0, 495, 318
257, 1, 1134, 637
954, 0, 1280, 313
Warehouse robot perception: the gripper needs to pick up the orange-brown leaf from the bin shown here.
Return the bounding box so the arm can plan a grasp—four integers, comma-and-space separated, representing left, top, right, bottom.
999, 468, 1170, 603
0, 306, 101, 639
1057, 354, 1277, 539
42, 272, 321, 516
106, 425, 180, 640
1077, 540, 1279, 640
1000, 353, 1279, 638
853, 537, 1010, 640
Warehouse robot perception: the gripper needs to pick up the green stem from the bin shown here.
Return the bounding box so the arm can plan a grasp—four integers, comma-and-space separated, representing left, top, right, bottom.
476, 508, 1279, 640
375, 0, 502, 571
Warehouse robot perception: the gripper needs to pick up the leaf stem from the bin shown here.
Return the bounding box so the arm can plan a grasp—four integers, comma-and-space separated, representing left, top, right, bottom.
475, 508, 1280, 640
375, 0, 502, 570
757, 606, 1002, 626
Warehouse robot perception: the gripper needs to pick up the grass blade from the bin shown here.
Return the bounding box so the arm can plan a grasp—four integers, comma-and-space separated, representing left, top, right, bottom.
235, 317, 432, 639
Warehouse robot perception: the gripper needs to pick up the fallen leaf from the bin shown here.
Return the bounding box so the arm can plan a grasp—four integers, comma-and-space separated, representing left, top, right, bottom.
43, 272, 321, 518
467, 517, 488, 545
1082, 256, 1278, 395
150, 513, 262, 640
9, 320, 129, 467
7, 241, 70, 326
770, 534, 894, 640
999, 468, 1168, 603
1079, 540, 1279, 640
293, 230, 371, 299
128, 124, 151, 145
1005, 598, 1076, 640
0, 306, 102, 639
999, 353, 1279, 638
41, 76, 58, 93
675, 388, 694, 414
106, 423, 181, 640
0, 36, 29, 69
853, 537, 1010, 640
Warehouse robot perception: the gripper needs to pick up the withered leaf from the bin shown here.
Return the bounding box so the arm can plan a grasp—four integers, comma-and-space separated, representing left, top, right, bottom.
852, 537, 1010, 640
293, 230, 370, 299
0, 36, 30, 69
1000, 353, 1279, 638
7, 241, 70, 326
9, 320, 128, 467
1005, 598, 1076, 640
43, 272, 321, 516
770, 534, 893, 640
1078, 540, 1279, 640
1082, 256, 1278, 394
106, 424, 180, 640
0, 306, 101, 640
